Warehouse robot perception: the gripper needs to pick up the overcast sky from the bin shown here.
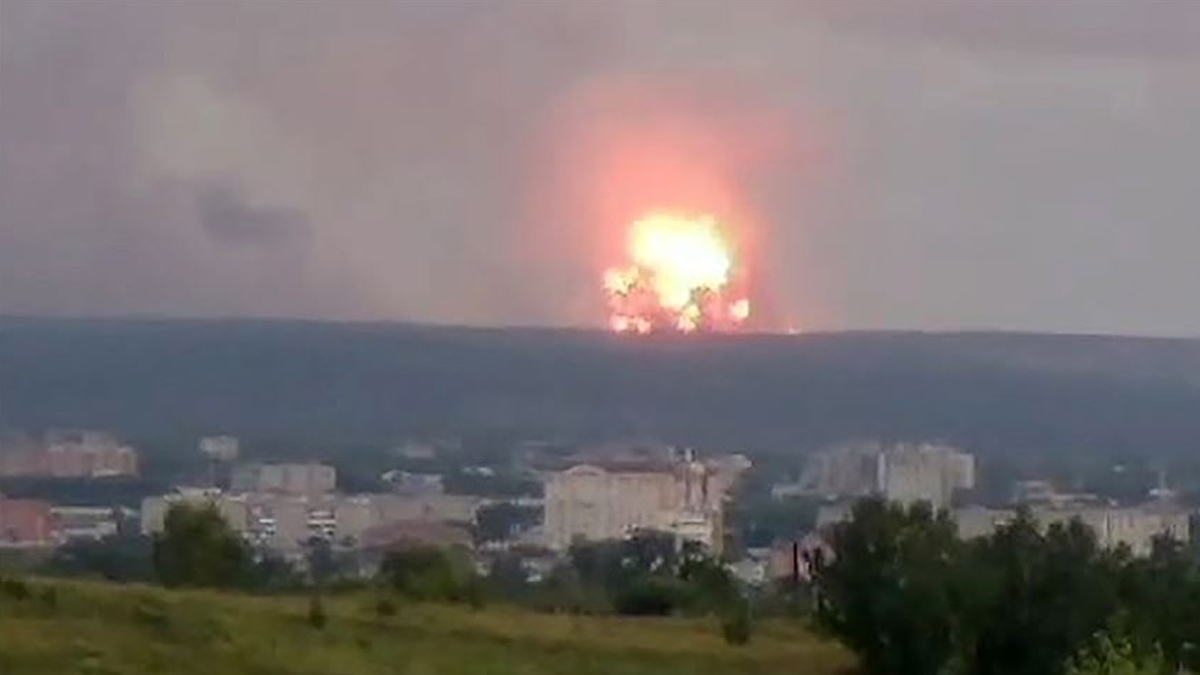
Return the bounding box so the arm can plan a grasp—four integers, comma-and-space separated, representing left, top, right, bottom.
2, 0, 1198, 335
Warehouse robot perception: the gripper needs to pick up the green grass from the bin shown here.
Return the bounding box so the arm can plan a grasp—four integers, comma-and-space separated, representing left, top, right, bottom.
0, 579, 855, 675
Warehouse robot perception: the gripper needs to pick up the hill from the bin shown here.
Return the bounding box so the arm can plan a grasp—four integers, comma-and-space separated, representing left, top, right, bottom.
0, 578, 853, 675
1, 316, 1198, 459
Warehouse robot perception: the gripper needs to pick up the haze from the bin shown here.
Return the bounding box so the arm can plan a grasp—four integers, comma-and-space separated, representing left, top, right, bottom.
1, 0, 1198, 335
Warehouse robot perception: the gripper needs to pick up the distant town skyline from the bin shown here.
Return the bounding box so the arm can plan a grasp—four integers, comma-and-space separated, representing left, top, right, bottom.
2, 0, 1198, 336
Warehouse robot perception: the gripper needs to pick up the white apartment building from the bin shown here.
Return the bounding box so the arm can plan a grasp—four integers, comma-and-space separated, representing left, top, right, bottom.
230, 462, 336, 495
798, 441, 975, 509
542, 451, 749, 553
952, 503, 1192, 557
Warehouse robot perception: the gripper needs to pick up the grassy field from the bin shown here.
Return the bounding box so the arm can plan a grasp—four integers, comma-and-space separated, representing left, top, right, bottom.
0, 578, 855, 675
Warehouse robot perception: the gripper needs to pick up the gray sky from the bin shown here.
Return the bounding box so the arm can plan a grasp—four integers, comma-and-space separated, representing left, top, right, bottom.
1, 0, 1198, 335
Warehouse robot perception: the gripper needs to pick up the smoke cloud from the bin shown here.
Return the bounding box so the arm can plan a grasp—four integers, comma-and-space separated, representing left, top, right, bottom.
1, 0, 1198, 334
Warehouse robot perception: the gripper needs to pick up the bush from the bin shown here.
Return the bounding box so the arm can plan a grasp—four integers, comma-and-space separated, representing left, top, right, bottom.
307, 595, 327, 630
131, 598, 171, 630
379, 546, 481, 604
0, 576, 31, 600
374, 597, 398, 618
720, 602, 753, 646
40, 585, 57, 609
612, 577, 684, 616
1067, 634, 1167, 675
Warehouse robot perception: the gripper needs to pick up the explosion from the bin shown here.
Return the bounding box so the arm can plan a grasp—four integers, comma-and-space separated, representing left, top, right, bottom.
604, 211, 751, 334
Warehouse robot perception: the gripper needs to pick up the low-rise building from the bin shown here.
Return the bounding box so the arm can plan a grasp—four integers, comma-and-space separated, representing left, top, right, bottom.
0, 497, 59, 547
140, 488, 249, 536
382, 471, 445, 496
142, 489, 483, 554
231, 463, 336, 495
51, 506, 130, 541
950, 502, 1191, 557
0, 431, 138, 478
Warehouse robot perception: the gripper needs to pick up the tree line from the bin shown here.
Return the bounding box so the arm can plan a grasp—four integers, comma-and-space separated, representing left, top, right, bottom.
810, 498, 1200, 675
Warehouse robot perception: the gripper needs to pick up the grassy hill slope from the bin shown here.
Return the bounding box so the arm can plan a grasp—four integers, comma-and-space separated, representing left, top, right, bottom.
0, 579, 854, 675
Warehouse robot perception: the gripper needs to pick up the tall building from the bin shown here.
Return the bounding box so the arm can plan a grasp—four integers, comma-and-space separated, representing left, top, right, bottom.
797, 441, 974, 509
542, 449, 749, 553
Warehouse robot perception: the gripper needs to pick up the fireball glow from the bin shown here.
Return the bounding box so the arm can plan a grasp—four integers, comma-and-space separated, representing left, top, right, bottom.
604, 211, 750, 334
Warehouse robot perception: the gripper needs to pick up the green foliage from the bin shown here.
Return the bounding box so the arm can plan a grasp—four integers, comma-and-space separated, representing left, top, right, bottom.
564, 532, 736, 618
612, 576, 686, 616
732, 484, 819, 550
153, 503, 250, 589
42, 534, 154, 583
813, 498, 960, 675
307, 595, 327, 630
1066, 634, 1169, 675
39, 585, 57, 609
245, 552, 303, 592
373, 596, 398, 617
1117, 536, 1200, 671
304, 537, 338, 586
962, 514, 1122, 675
131, 596, 172, 631
812, 499, 1200, 675
474, 503, 541, 543
678, 555, 738, 612
379, 546, 482, 604
0, 575, 31, 600
720, 600, 753, 646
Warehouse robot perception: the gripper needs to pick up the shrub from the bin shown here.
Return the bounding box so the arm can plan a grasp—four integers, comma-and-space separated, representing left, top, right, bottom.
1067, 634, 1168, 675
131, 598, 171, 630
374, 597, 398, 618
307, 595, 327, 630
379, 546, 481, 604
720, 602, 753, 646
40, 585, 57, 609
0, 576, 31, 601
612, 577, 683, 616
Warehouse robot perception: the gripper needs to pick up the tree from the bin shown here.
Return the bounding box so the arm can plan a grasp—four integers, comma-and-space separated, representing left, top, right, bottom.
962, 514, 1121, 675
1066, 634, 1168, 675
304, 537, 337, 586
379, 546, 481, 603
811, 498, 961, 675
43, 534, 154, 582
474, 503, 541, 543
152, 503, 248, 588
1118, 535, 1200, 672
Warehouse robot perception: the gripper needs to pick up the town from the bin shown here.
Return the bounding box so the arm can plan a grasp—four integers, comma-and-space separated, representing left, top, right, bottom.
2, 430, 1194, 587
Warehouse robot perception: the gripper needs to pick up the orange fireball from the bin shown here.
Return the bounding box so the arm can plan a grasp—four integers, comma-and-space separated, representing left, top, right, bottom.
604, 211, 750, 333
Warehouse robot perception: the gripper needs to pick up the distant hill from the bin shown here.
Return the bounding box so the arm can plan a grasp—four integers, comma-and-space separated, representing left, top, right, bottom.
1, 316, 1198, 459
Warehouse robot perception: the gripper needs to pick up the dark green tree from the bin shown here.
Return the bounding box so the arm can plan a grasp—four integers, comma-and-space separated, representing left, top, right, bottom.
1118, 535, 1200, 671
811, 497, 961, 675
473, 503, 540, 543
43, 534, 154, 582
152, 503, 248, 588
962, 514, 1121, 675
379, 546, 481, 603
